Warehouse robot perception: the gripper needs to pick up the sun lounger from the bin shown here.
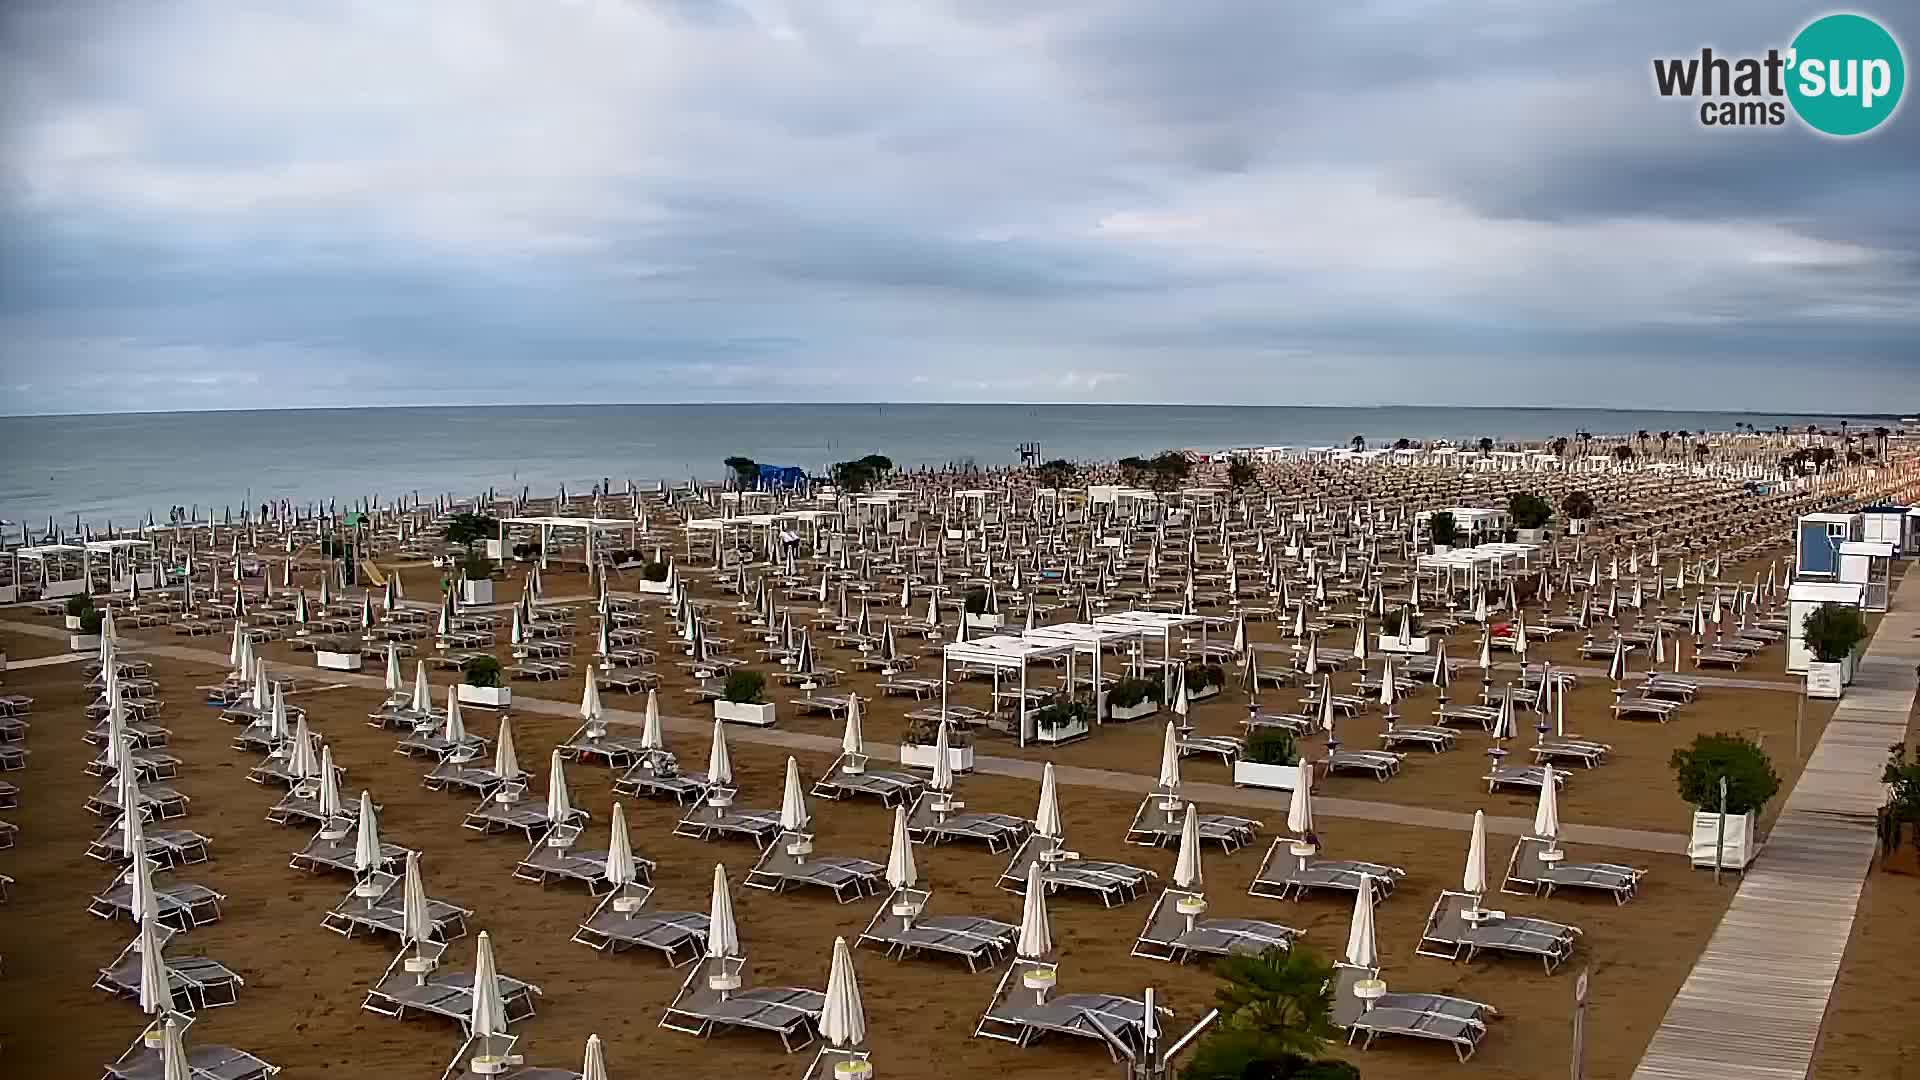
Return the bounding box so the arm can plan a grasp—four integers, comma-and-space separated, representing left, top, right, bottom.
94, 929, 244, 1011
423, 748, 509, 798
672, 789, 784, 849
0, 744, 29, 772
320, 870, 471, 942
0, 817, 15, 849
1332, 963, 1495, 1062
395, 728, 490, 761
1379, 724, 1455, 752
1131, 888, 1301, 963
1176, 732, 1243, 765
88, 821, 211, 867
512, 823, 651, 894
997, 835, 1153, 907
1501, 835, 1644, 904
1124, 796, 1260, 852
855, 886, 1015, 973
745, 830, 884, 903
810, 753, 925, 808
572, 883, 710, 965
613, 750, 711, 805
1248, 843, 1405, 902
87, 718, 170, 748
1529, 737, 1610, 768
1483, 764, 1566, 794
88, 746, 181, 783
0, 779, 15, 810
102, 1020, 279, 1080
905, 790, 1031, 853
659, 955, 824, 1054
89, 874, 226, 932
290, 823, 412, 876
363, 940, 541, 1030
1693, 648, 1746, 670
1613, 696, 1682, 722
1435, 705, 1499, 731
0, 714, 30, 744
878, 677, 941, 699
1416, 889, 1579, 974
86, 781, 190, 821
559, 724, 654, 768
462, 784, 580, 841
974, 960, 1157, 1061
1327, 749, 1404, 781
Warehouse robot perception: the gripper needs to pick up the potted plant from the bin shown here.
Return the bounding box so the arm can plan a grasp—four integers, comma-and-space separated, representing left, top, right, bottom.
1185, 661, 1227, 702
1233, 728, 1302, 790
459, 553, 497, 605
963, 586, 1001, 630
444, 510, 502, 562
457, 654, 512, 709
1562, 491, 1596, 535
1030, 695, 1091, 744
1672, 732, 1779, 870
1376, 604, 1430, 655
1877, 742, 1920, 875
898, 714, 975, 772
637, 560, 672, 595
510, 541, 542, 562
1180, 945, 1355, 1080
65, 593, 95, 631
316, 637, 364, 672
714, 669, 775, 726
70, 607, 105, 651
1802, 602, 1868, 697
1427, 511, 1458, 554
1507, 492, 1553, 542
1107, 677, 1163, 722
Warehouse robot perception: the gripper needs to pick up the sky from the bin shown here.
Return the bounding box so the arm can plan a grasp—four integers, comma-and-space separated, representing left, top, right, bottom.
1, 0, 1916, 415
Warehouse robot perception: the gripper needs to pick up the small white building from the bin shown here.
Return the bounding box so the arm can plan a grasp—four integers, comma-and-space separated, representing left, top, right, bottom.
1785, 580, 1867, 673
1838, 540, 1896, 612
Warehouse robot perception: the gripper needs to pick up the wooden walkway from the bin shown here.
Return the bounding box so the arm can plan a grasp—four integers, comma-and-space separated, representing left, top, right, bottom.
1633, 574, 1919, 1080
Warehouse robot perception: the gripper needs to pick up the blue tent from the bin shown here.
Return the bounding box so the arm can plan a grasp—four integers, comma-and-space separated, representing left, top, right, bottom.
756, 464, 807, 490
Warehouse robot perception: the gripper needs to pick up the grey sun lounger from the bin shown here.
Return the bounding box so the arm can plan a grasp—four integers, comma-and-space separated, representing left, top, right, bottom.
613, 749, 712, 805
974, 961, 1158, 1061
85, 781, 190, 821
1124, 797, 1260, 852
1613, 696, 1682, 722
905, 790, 1032, 854
87, 717, 170, 748
1332, 963, 1495, 1062
88, 821, 212, 867
672, 789, 784, 849
1501, 836, 1644, 904
855, 887, 1016, 973
1529, 737, 1611, 768
1483, 764, 1567, 794
1130, 888, 1301, 963
745, 830, 884, 902
1378, 724, 1456, 752
1176, 732, 1243, 765
997, 835, 1154, 907
89, 875, 227, 932
558, 725, 654, 768
1248, 843, 1405, 902
1326, 749, 1404, 781
89, 747, 181, 782
462, 786, 583, 841
103, 1024, 279, 1080
94, 928, 244, 1011
659, 955, 825, 1054
810, 753, 925, 808
395, 727, 490, 761
1416, 889, 1580, 974
320, 870, 471, 942
572, 883, 710, 966
363, 940, 541, 1031
423, 748, 510, 797
290, 824, 412, 876
512, 824, 652, 894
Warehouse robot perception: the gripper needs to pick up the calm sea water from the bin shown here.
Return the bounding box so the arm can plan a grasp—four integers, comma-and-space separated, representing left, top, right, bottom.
0, 404, 1877, 529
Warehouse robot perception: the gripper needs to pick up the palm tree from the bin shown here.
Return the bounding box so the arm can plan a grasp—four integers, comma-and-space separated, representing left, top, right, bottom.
1349, 434, 1366, 453
1658, 430, 1672, 457
1694, 441, 1710, 464
1875, 426, 1891, 457
1636, 429, 1650, 455
1477, 436, 1494, 455
1613, 444, 1635, 464
1182, 946, 1345, 1080
1550, 436, 1569, 459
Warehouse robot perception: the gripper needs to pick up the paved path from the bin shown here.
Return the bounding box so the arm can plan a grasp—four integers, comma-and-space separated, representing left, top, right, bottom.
1633, 574, 1919, 1080
1, 651, 90, 670
1, 617, 1687, 853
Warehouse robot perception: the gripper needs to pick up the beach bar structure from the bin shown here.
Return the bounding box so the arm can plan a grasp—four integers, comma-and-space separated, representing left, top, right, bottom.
1860, 504, 1920, 556
1794, 512, 1862, 580
1837, 541, 1895, 612
15, 543, 90, 598
87, 539, 161, 592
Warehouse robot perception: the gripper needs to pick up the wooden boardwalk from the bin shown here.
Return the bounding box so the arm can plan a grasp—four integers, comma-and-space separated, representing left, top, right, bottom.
1633, 575, 1919, 1080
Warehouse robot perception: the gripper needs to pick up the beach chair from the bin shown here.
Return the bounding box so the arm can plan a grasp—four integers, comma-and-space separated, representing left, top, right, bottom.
855, 886, 1016, 973
1124, 795, 1260, 852
103, 1015, 280, 1080
89, 874, 226, 932
86, 717, 170, 748
904, 789, 1032, 854
0, 779, 15, 811
1612, 696, 1682, 723
1332, 963, 1495, 1062
997, 834, 1153, 908
0, 744, 26, 773
395, 725, 490, 761
613, 750, 711, 805
1501, 836, 1644, 904
1484, 763, 1566, 794
1326, 748, 1405, 781
87, 820, 212, 868
672, 787, 784, 850
1415, 889, 1580, 974
0, 712, 30, 744
1248, 842, 1405, 903
1529, 736, 1611, 768
88, 745, 182, 783
422, 745, 508, 798
974, 960, 1158, 1061
94, 928, 245, 1012
558, 722, 652, 768
289, 822, 412, 876
1693, 648, 1746, 670
1130, 888, 1301, 964
1176, 732, 1243, 765
0, 817, 15, 850
810, 752, 925, 808
744, 830, 884, 903
320, 870, 471, 942
658, 955, 824, 1054
572, 883, 710, 965
512, 823, 651, 894
1378, 724, 1456, 752
362, 940, 541, 1030
85, 780, 190, 821
461, 783, 583, 841
1435, 705, 1499, 731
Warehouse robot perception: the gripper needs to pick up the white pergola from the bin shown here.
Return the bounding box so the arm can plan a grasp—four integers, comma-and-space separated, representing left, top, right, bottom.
500, 515, 636, 569
1093, 609, 1209, 699
17, 543, 90, 598
86, 538, 160, 591
1022, 620, 1143, 724
941, 634, 1073, 748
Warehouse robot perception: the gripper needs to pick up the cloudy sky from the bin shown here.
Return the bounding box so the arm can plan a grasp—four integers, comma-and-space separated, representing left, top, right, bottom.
2, 1, 1915, 415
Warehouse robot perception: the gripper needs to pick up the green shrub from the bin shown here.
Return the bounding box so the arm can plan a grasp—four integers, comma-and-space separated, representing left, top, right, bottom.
1879, 742, 1920, 854
1107, 677, 1162, 710
1562, 490, 1596, 520
963, 587, 989, 614
1671, 732, 1779, 815
461, 654, 503, 688
78, 609, 105, 635
1802, 602, 1869, 663
1507, 491, 1553, 530
1246, 728, 1297, 766
641, 561, 670, 583
723, 669, 766, 705
66, 594, 96, 617
1428, 510, 1458, 547
462, 553, 495, 581
1185, 662, 1227, 690
1032, 695, 1091, 732
902, 714, 973, 748
443, 512, 498, 551
1180, 946, 1342, 1080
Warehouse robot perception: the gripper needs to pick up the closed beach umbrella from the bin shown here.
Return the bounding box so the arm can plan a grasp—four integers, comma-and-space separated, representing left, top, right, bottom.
1463, 809, 1488, 896
605, 803, 636, 890
1173, 803, 1203, 890
469, 931, 506, 1040
353, 792, 381, 874
1344, 873, 1378, 969
930, 720, 954, 792
706, 719, 734, 787
411, 661, 431, 713
582, 1035, 608, 1080
127, 797, 155, 917
160, 1017, 191, 1080
779, 755, 808, 831
1034, 762, 1063, 840
545, 750, 574, 824
885, 804, 917, 890
579, 673, 601, 724
1156, 722, 1181, 796
841, 694, 864, 757
1017, 863, 1053, 959
820, 936, 867, 1050
121, 770, 146, 860
444, 687, 466, 744
1287, 762, 1314, 838
401, 851, 433, 946
384, 646, 403, 696
286, 716, 320, 782
493, 717, 520, 781
1534, 764, 1561, 842
316, 746, 344, 818
640, 689, 664, 751
706, 863, 740, 959
137, 894, 170, 1015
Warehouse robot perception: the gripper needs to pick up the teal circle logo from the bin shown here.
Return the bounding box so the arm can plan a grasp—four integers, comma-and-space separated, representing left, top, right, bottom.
1787, 13, 1905, 136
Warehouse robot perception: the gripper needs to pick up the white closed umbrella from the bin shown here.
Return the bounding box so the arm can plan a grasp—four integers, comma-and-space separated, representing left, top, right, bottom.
411, 661, 431, 713
1344, 872, 1378, 969
1017, 862, 1053, 959
469, 931, 507, 1039
930, 719, 954, 792
706, 863, 740, 958
1156, 722, 1182, 796
1173, 803, 1204, 890
316, 745, 344, 818
841, 693, 865, 756
160, 1017, 191, 1080
137, 893, 170, 1015
353, 791, 381, 873
384, 645, 403, 695
285, 716, 320, 783
443, 687, 466, 744
1287, 762, 1314, 837
706, 718, 734, 787
605, 802, 636, 890
581, 1035, 608, 1080
493, 717, 520, 780
545, 750, 574, 824
640, 689, 664, 751
1463, 809, 1489, 897
579, 673, 602, 724
885, 804, 917, 889
121, 770, 145, 861
401, 851, 433, 946
1034, 762, 1063, 840
779, 755, 808, 830
819, 936, 867, 1050
1534, 764, 1561, 842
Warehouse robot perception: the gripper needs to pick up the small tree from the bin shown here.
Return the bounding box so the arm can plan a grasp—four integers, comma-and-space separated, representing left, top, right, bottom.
1670, 732, 1780, 815
640, 560, 670, 583
1181, 945, 1347, 1080
1034, 458, 1076, 489
723, 456, 758, 490
1507, 492, 1553, 531
1227, 456, 1258, 491
963, 587, 989, 615
78, 608, 105, 635
1562, 491, 1596, 521
1245, 728, 1297, 766
1802, 603, 1868, 662
1476, 436, 1494, 455
1427, 510, 1458, 548
1147, 450, 1192, 492
723, 669, 766, 705
1612, 444, 1635, 463
1878, 742, 1920, 855
443, 512, 498, 554
66, 594, 97, 617
461, 655, 503, 688
462, 551, 495, 581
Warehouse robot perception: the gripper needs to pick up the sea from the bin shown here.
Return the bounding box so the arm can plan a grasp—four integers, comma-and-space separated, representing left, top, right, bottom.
0, 403, 1890, 531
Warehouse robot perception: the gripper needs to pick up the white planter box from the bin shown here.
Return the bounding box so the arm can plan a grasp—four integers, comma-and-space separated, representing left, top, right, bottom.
458, 684, 512, 709
1431, 544, 1452, 556
1378, 633, 1432, 655
484, 539, 504, 560
1109, 700, 1160, 722
461, 579, 495, 605
65, 614, 84, 630
317, 649, 364, 672
1805, 660, 1844, 699
1233, 760, 1301, 790
715, 700, 777, 727
637, 579, 672, 595
965, 613, 1003, 630
1515, 528, 1546, 542
897, 743, 974, 773
1033, 717, 1089, 744
1188, 684, 1221, 702
70, 633, 102, 651
1689, 810, 1760, 869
